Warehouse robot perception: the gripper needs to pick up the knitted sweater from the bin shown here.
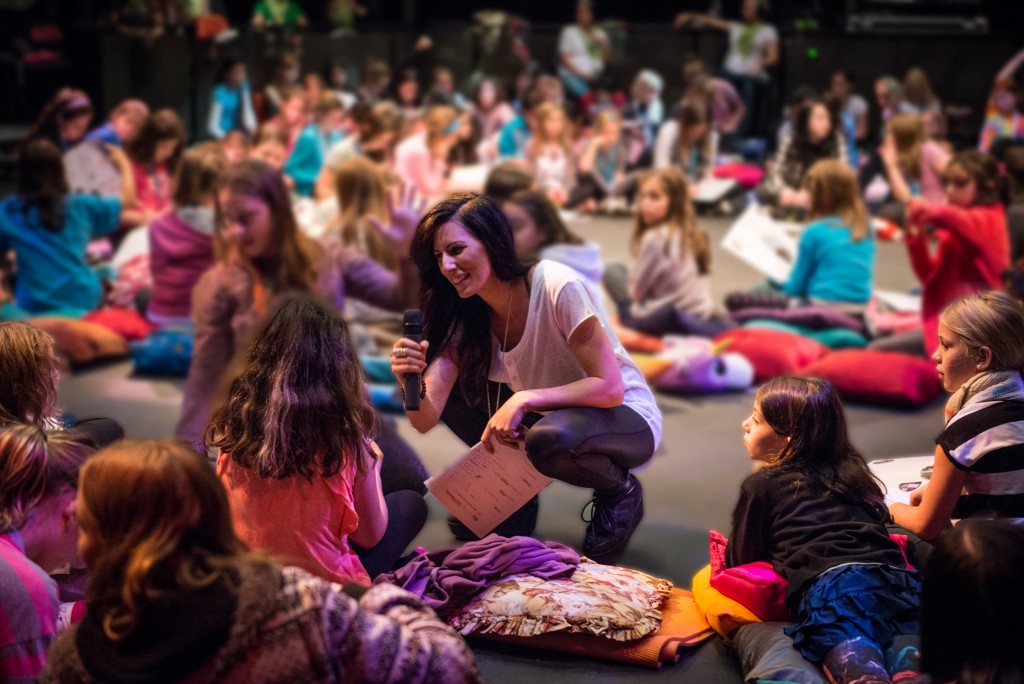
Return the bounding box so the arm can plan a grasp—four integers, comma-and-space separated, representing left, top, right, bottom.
904, 202, 1009, 355
40, 562, 481, 684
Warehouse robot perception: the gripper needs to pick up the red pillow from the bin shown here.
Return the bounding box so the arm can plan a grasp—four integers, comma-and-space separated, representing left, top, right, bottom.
802, 349, 942, 407
713, 328, 828, 383
83, 307, 156, 341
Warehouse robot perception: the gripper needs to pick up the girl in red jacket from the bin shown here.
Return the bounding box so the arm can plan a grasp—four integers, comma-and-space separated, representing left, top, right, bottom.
880, 150, 1009, 356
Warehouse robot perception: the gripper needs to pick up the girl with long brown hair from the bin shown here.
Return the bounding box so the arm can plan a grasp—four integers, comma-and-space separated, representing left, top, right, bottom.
175, 160, 421, 445
730, 377, 920, 682
615, 168, 727, 337
209, 295, 426, 580
653, 99, 719, 184
41, 439, 479, 682
125, 108, 188, 219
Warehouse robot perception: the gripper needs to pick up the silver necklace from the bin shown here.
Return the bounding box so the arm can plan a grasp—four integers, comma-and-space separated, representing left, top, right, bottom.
488, 281, 515, 418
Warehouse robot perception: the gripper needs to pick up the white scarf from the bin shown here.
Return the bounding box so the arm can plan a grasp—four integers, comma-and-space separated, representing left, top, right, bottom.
945, 370, 1024, 424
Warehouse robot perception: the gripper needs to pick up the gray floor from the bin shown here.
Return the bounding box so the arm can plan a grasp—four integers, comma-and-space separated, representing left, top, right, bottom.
58, 215, 944, 682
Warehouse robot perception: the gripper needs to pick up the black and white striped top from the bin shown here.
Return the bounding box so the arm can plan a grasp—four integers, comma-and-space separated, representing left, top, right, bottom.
938, 399, 1024, 520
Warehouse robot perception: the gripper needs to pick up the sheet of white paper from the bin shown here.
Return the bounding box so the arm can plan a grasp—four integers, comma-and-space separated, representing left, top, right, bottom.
426, 441, 552, 538
720, 204, 799, 283
868, 456, 935, 506
446, 164, 489, 194
874, 289, 923, 314
692, 178, 737, 204
64, 142, 122, 197
112, 226, 150, 269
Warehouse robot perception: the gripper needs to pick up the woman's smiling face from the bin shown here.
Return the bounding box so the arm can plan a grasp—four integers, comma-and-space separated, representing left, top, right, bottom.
433, 220, 494, 298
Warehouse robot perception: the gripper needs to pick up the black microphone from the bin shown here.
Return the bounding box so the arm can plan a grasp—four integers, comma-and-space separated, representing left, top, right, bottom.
402, 309, 424, 410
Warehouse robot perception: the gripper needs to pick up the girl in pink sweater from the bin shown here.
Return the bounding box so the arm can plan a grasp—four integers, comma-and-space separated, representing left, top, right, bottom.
147, 144, 227, 326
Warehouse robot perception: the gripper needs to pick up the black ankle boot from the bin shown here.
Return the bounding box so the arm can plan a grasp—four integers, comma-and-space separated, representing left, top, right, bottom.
581, 474, 644, 564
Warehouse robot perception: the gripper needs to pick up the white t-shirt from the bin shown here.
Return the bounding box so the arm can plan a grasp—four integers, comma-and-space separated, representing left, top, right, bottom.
323, 136, 362, 172
843, 94, 868, 122
488, 260, 662, 448
724, 22, 778, 76
558, 24, 607, 81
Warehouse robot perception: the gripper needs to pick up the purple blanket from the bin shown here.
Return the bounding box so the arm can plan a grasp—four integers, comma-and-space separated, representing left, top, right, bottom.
376, 534, 580, 619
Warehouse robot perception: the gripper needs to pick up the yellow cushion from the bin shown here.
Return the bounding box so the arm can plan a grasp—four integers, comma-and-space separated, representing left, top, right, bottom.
631, 354, 673, 382
691, 564, 762, 639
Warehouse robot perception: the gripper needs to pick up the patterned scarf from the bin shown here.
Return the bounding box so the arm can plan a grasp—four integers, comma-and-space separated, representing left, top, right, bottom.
945, 370, 1024, 424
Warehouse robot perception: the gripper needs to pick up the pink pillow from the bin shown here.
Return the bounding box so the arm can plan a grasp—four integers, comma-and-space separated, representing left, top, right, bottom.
802, 350, 942, 407
713, 328, 828, 383
708, 531, 792, 622
714, 163, 764, 189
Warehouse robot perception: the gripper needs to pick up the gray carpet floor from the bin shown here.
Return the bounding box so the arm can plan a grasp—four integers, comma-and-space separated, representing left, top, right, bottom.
57, 214, 944, 682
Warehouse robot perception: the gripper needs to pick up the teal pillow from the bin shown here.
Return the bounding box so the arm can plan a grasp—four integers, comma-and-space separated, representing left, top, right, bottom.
361, 355, 397, 384
742, 319, 867, 350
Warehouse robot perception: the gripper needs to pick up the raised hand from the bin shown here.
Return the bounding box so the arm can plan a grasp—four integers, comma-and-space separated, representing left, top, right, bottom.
369, 182, 429, 253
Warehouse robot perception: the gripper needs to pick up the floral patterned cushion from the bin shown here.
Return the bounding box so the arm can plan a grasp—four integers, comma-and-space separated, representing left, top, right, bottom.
449, 561, 672, 641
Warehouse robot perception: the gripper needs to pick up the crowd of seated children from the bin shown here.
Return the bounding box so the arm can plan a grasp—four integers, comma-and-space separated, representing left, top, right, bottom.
3, 25, 1024, 682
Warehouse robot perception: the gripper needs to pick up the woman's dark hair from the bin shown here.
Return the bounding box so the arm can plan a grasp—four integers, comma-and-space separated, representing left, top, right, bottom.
126, 108, 187, 169
756, 376, 888, 522
16, 139, 69, 232
921, 519, 1024, 684
23, 88, 94, 151
508, 190, 583, 248
946, 149, 1007, 206
792, 98, 841, 163
206, 295, 377, 479
483, 163, 535, 203
410, 194, 531, 396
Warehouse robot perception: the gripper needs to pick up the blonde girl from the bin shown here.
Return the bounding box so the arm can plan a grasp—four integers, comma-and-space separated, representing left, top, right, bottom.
526, 102, 575, 205
334, 156, 395, 270
890, 291, 1024, 539
879, 113, 949, 204
782, 159, 875, 306
392, 104, 464, 198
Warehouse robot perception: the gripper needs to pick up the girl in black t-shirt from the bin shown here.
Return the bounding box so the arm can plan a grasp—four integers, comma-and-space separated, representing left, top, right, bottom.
727, 376, 920, 683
